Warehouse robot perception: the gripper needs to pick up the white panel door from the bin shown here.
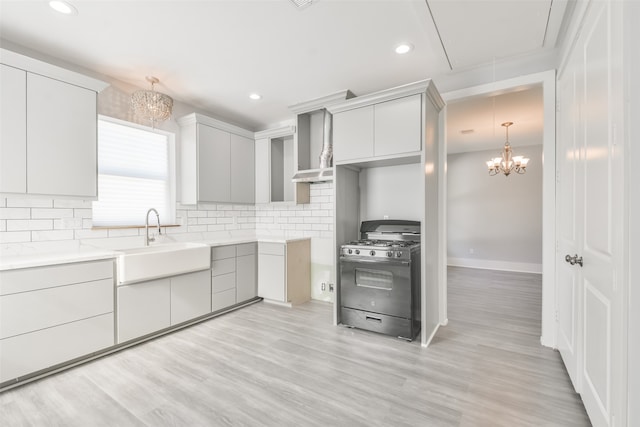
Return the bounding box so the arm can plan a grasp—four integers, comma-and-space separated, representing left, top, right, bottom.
556, 57, 582, 390
26, 73, 97, 197
0, 64, 27, 193
556, 2, 625, 425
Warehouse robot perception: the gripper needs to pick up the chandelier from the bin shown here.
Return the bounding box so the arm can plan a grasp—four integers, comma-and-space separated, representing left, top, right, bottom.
131, 76, 173, 128
486, 122, 529, 176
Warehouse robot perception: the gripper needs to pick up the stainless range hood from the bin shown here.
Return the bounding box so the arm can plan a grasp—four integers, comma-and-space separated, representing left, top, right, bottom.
291, 167, 333, 183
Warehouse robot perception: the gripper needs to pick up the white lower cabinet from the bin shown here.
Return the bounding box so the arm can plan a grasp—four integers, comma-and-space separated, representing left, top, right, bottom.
117, 269, 211, 343
171, 270, 211, 325
117, 278, 171, 343
258, 240, 310, 306
211, 243, 257, 311
0, 260, 115, 383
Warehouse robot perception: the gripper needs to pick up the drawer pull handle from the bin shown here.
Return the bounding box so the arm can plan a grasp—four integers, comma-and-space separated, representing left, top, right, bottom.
366, 315, 382, 323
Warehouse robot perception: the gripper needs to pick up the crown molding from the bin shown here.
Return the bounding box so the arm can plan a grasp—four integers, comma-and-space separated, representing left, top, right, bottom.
254, 125, 296, 140
288, 89, 355, 114
176, 113, 254, 139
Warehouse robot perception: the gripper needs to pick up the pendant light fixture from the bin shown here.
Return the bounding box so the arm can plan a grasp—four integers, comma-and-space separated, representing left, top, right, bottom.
131, 76, 173, 128
486, 122, 529, 176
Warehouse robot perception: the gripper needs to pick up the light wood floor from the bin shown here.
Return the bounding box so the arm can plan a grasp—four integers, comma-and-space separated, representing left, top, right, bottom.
0, 267, 590, 426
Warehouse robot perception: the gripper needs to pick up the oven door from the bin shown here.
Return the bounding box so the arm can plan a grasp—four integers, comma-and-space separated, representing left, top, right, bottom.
339, 256, 412, 319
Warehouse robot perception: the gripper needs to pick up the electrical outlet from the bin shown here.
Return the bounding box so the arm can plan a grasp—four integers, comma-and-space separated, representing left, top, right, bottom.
383, 215, 389, 220
321, 282, 326, 291
329, 283, 335, 292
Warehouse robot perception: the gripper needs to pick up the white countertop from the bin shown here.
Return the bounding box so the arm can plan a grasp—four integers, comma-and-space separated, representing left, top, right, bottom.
0, 248, 119, 271
0, 235, 312, 271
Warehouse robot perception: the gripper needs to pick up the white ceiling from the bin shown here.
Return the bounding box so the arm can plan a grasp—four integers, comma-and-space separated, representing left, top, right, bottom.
0, 0, 568, 132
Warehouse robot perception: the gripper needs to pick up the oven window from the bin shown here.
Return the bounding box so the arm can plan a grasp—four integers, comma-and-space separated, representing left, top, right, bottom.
355, 268, 393, 290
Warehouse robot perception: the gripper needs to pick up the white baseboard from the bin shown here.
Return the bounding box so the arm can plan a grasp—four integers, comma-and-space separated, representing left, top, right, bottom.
447, 257, 542, 274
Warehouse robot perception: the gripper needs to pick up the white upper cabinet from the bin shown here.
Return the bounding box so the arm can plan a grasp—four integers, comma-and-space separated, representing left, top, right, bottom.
0, 48, 108, 198
374, 94, 422, 157
178, 113, 255, 205
333, 105, 374, 162
27, 73, 98, 197
230, 133, 255, 204
329, 84, 430, 164
254, 137, 270, 204
0, 64, 26, 194
198, 124, 231, 202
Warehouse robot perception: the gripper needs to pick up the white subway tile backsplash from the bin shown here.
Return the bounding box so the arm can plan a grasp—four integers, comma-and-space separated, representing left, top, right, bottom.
0, 220, 5, 232
196, 218, 217, 225
7, 219, 53, 231
207, 224, 225, 232
187, 210, 207, 217
31, 208, 74, 219
54, 218, 83, 230
0, 231, 31, 243
74, 208, 92, 219
6, 198, 52, 208
217, 217, 234, 224
0, 208, 31, 220
32, 230, 74, 241
53, 199, 92, 209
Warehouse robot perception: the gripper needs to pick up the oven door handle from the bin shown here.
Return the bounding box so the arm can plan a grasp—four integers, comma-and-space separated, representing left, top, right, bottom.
340, 257, 410, 267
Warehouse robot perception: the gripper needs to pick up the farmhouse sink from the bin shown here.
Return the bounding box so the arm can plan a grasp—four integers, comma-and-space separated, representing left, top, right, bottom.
116, 242, 210, 285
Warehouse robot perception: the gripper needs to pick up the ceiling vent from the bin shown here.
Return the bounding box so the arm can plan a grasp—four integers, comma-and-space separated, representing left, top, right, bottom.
290, 0, 315, 9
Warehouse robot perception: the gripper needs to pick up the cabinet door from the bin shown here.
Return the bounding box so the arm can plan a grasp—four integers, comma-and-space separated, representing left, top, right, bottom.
230, 133, 255, 203
26, 73, 97, 197
333, 105, 374, 163
374, 94, 422, 157
254, 138, 270, 203
198, 124, 230, 202
258, 253, 285, 302
0, 64, 27, 193
236, 253, 257, 302
170, 270, 211, 325
117, 279, 170, 343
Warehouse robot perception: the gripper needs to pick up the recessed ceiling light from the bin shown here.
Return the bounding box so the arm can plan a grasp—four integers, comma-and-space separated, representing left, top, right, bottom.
395, 43, 413, 54
49, 0, 77, 15
249, 93, 262, 100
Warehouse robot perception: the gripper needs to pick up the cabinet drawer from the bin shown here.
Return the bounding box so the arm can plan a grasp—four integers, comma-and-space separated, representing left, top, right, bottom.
212, 272, 236, 293
212, 288, 236, 312
0, 313, 114, 383
259, 242, 285, 256
236, 242, 257, 256
212, 258, 235, 276
0, 278, 113, 339
0, 260, 114, 295
211, 245, 236, 260
117, 279, 171, 343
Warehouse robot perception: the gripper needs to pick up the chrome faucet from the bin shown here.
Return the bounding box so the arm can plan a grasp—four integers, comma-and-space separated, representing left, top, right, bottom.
145, 208, 161, 246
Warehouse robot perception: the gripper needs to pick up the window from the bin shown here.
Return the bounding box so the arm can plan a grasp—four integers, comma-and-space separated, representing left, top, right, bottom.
92, 117, 175, 227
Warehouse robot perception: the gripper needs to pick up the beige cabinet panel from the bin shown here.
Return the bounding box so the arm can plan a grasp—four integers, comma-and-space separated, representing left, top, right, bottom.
0, 64, 27, 193
374, 94, 422, 156
170, 270, 211, 325
26, 73, 97, 197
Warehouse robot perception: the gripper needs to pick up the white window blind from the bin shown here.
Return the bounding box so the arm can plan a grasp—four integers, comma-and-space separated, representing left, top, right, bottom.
92, 118, 174, 227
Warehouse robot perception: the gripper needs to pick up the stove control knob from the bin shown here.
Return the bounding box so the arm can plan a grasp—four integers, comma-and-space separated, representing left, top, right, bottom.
348, 249, 353, 254
355, 249, 360, 255
370, 250, 376, 256
395, 252, 402, 258
387, 251, 393, 257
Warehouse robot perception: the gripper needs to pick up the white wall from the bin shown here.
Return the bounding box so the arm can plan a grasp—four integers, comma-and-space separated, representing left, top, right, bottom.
359, 163, 422, 222
447, 145, 543, 273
